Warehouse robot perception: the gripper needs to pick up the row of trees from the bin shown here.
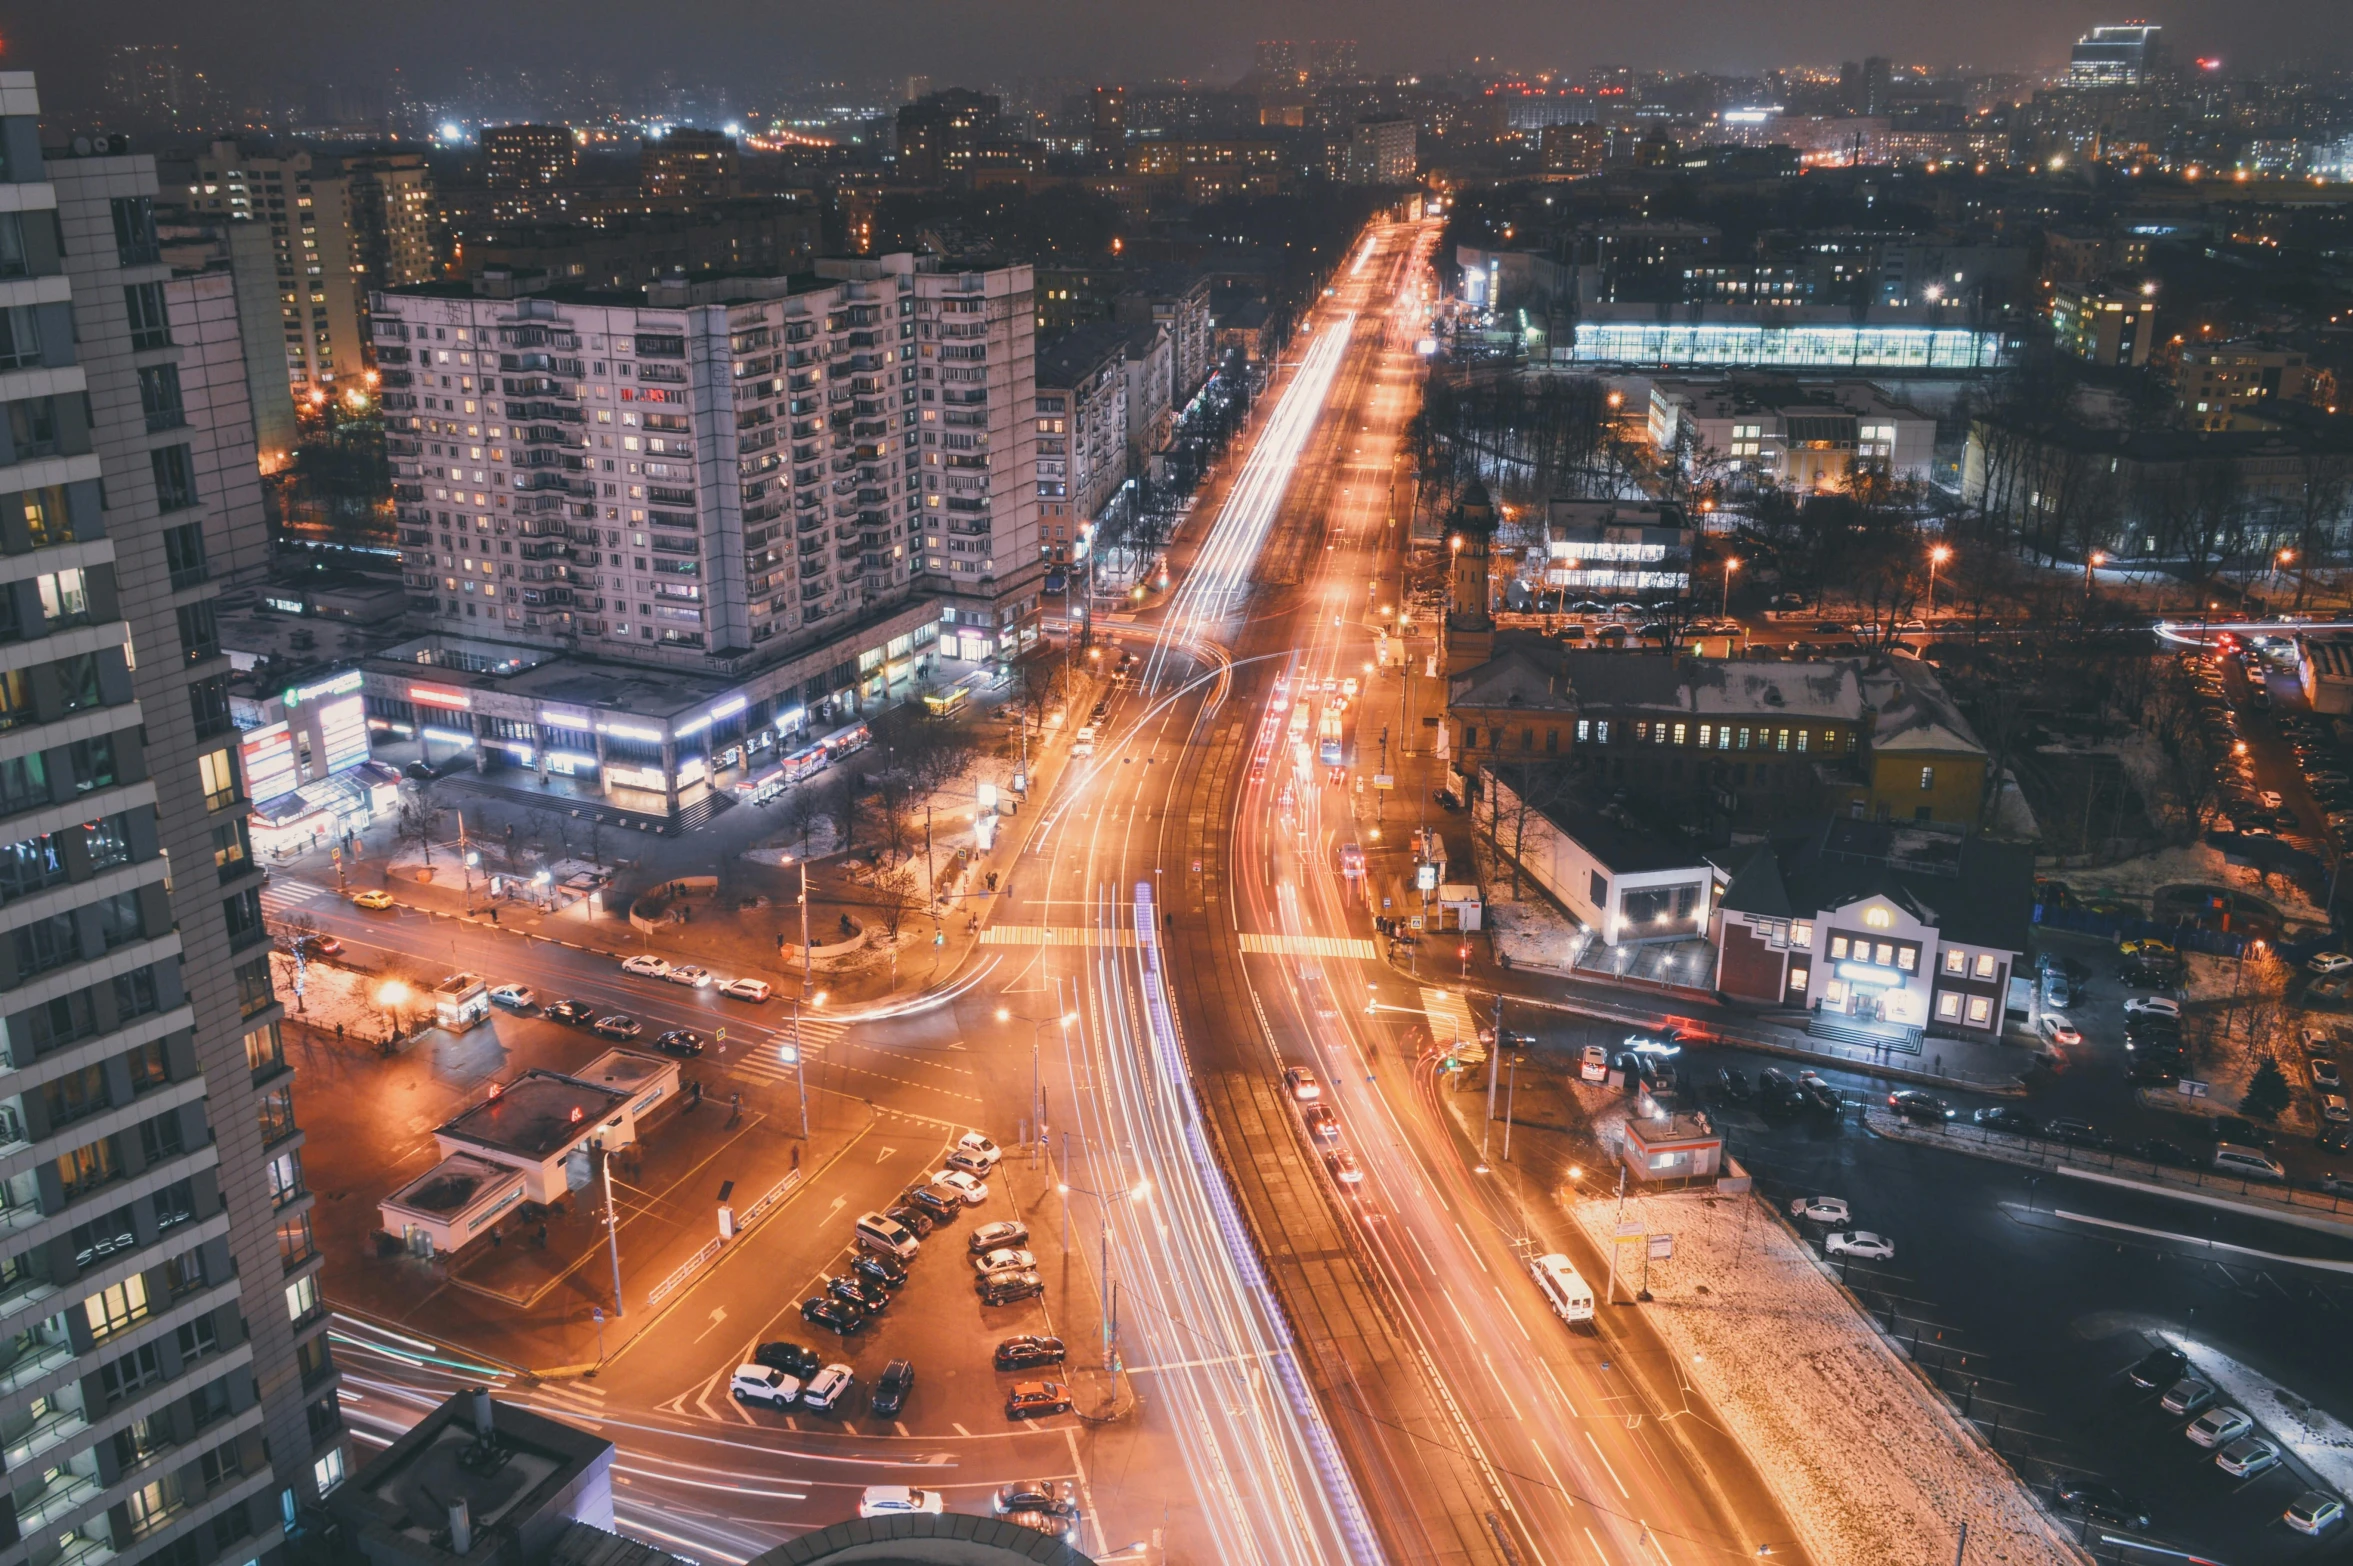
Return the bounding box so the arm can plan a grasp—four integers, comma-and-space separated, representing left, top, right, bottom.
1406, 368, 1654, 507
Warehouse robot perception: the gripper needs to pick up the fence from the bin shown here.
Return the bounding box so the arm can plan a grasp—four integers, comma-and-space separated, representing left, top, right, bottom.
644, 1165, 805, 1309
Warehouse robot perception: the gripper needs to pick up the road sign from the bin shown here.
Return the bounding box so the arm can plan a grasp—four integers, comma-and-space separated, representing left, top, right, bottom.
1614, 1220, 1646, 1238
716, 1027, 727, 1045
1647, 1233, 1675, 1260
2177, 1078, 2212, 1098
1374, 774, 1395, 789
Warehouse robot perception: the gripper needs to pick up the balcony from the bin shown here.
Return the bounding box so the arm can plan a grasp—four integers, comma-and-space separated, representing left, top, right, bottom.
3, 1396, 89, 1473
14, 1465, 100, 1535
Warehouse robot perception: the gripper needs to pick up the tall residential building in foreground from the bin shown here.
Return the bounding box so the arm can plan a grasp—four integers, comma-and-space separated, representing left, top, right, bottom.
0, 72, 334, 1564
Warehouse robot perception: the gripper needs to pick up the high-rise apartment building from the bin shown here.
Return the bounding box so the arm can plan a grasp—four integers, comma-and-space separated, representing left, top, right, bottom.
895, 91, 1004, 186
2052, 279, 2156, 368
0, 73, 332, 1566
372, 252, 1037, 667
639, 128, 738, 203
186, 143, 436, 398
2068, 24, 2166, 85
482, 125, 576, 222
1034, 325, 1130, 552
1345, 116, 1417, 184
1090, 87, 1128, 173
102, 46, 191, 134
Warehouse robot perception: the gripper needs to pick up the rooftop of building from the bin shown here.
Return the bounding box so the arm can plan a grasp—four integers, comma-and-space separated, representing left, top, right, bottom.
1652, 376, 1928, 421
370, 633, 735, 718
1561, 649, 1870, 724
1623, 1110, 1723, 1146
331, 1390, 613, 1562
382, 1152, 520, 1218
1036, 322, 1134, 387
436, 1070, 631, 1160
1721, 816, 2034, 953
1861, 652, 1986, 755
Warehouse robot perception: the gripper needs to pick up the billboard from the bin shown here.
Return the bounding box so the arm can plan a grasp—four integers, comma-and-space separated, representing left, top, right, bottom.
240, 722, 298, 803
316, 694, 370, 775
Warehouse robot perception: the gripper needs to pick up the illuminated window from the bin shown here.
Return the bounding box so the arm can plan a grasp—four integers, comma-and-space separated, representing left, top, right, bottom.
1718, 726, 1731, 751
1791, 921, 1813, 949
1795, 729, 1809, 752
1874, 942, 1894, 966
1787, 965, 1809, 992
1920, 766, 1935, 791
1863, 907, 1893, 929
1777, 728, 1790, 752
1943, 948, 1965, 975
1975, 953, 1998, 980
1936, 992, 1962, 1020
1672, 723, 1686, 745
1829, 935, 1849, 960
1967, 996, 1993, 1024
1897, 946, 1917, 972
1699, 724, 1712, 747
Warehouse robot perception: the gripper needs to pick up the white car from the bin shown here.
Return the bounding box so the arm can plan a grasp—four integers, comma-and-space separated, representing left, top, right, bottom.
2258, 790, 2284, 810
800, 1364, 853, 1413
2216, 1435, 2282, 1477
1341, 677, 1360, 698
972, 1247, 1038, 1275
720, 977, 772, 1002
2322, 1092, 2350, 1124
488, 984, 535, 1011
2188, 1407, 2253, 1448
952, 1131, 1004, 1170
1789, 1196, 1851, 1224
2309, 952, 2353, 975
931, 1169, 989, 1205
2302, 1028, 2335, 1056
1824, 1232, 1895, 1260
729, 1365, 799, 1409
621, 954, 673, 979
2286, 1492, 2346, 1536
859, 1486, 945, 1520
667, 964, 713, 987
2122, 996, 2180, 1018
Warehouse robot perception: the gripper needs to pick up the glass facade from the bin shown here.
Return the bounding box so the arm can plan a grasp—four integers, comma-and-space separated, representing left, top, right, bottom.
1566, 323, 2009, 370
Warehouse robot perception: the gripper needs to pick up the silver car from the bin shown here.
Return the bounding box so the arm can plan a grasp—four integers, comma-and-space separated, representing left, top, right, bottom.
2186, 1406, 2252, 1448
2215, 1435, 2281, 1477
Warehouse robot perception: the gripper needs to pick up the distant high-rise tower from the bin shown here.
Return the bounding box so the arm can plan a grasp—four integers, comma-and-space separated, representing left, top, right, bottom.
640, 126, 739, 202
102, 43, 187, 132
904, 74, 932, 106
1306, 39, 1360, 85
1090, 86, 1128, 172
2068, 24, 2166, 85
1255, 40, 1302, 81
895, 89, 1004, 185
483, 123, 576, 221
1444, 480, 1499, 674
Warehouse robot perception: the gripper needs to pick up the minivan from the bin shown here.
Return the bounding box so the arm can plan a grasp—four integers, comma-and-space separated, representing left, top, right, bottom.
1529, 1253, 1594, 1323
855, 1211, 921, 1260
1579, 1044, 1609, 1083
2212, 1143, 2285, 1181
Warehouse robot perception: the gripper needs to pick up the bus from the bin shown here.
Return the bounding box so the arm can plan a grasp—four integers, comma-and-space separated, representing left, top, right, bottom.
1318, 710, 1345, 770
781, 744, 831, 784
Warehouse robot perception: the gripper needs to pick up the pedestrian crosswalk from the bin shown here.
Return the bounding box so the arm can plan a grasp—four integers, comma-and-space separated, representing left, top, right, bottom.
259, 880, 331, 916
1420, 986, 1482, 1053
723, 1017, 847, 1087
1239, 932, 1381, 960
980, 924, 1138, 948
520, 1377, 607, 1425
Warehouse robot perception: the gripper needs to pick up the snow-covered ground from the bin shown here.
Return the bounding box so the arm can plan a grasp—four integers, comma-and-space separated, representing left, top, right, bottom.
2049, 842, 2328, 930
1471, 834, 1580, 970
2167, 1333, 2353, 1506
1570, 1190, 2084, 1566
271, 951, 416, 1043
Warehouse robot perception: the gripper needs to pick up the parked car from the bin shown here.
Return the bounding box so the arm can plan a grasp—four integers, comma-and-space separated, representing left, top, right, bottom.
2123, 997, 2181, 1018
2127, 1345, 2188, 1390
2043, 1019, 2083, 1047
953, 1131, 1004, 1169
1889, 1090, 1952, 1124
2314, 1058, 2343, 1089
1824, 1232, 1895, 1260
2133, 1139, 2196, 1168
654, 1029, 706, 1058
592, 1015, 642, 1040
972, 1248, 1038, 1276
994, 1479, 1079, 1520
977, 1270, 1045, 1306
666, 964, 713, 987
858, 1486, 943, 1519
2285, 1492, 2346, 1536
850, 1252, 908, 1291
1715, 1067, 1752, 1101
2216, 1435, 2282, 1477
719, 977, 772, 1002
903, 1185, 963, 1222
994, 1335, 1067, 1371
1005, 1381, 1072, 1420
884, 1200, 937, 1237
2054, 1480, 2150, 1530
2310, 952, 2353, 975
2186, 1407, 2254, 1449
931, 1170, 989, 1205
620, 954, 673, 979
730, 1365, 799, 1409
1796, 1073, 1841, 1115
870, 1359, 915, 1418
1973, 1108, 2040, 1135
968, 1221, 1031, 1255
488, 984, 535, 1011
755, 1341, 822, 1379
825, 1273, 888, 1315
2046, 1118, 2105, 1148
2160, 1378, 2217, 1417
350, 889, 396, 910
799, 1363, 853, 1413
800, 1296, 865, 1335
1789, 1196, 1851, 1224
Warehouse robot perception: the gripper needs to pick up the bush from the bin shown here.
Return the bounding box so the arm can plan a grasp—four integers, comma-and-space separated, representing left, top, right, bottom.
2240, 1056, 2292, 1123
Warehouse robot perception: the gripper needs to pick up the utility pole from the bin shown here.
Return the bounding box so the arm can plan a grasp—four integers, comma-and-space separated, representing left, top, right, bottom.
1482, 992, 1502, 1161
1503, 1054, 1518, 1162
598, 1139, 624, 1318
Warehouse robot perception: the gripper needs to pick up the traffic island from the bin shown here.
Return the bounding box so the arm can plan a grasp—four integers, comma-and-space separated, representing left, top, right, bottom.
1570, 1189, 2088, 1566
321, 1058, 876, 1375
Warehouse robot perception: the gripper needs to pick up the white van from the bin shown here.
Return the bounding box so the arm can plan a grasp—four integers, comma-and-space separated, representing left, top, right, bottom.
1072, 726, 1097, 758
1529, 1253, 1595, 1323
1579, 1044, 1610, 1083
855, 1210, 921, 1260
2212, 1143, 2285, 1181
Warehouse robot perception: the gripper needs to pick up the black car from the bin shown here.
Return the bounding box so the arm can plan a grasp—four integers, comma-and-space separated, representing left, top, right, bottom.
755, 1340, 822, 1379
545, 999, 599, 1026
850, 1252, 908, 1291
1796, 1073, 1842, 1115
654, 1029, 706, 1058
904, 1185, 963, 1222
1972, 1107, 2038, 1135
1889, 1090, 1951, 1124
826, 1274, 888, 1315
2046, 1118, 2105, 1148
2055, 1480, 2151, 1531
800, 1296, 865, 1335
2207, 1115, 2277, 1149
1757, 1067, 1799, 1111
2132, 1138, 2194, 1168
1714, 1067, 1752, 1102
2321, 1122, 2352, 1152
884, 1200, 937, 1238
871, 1359, 915, 1418
978, 1270, 1046, 1306
994, 1335, 1067, 1371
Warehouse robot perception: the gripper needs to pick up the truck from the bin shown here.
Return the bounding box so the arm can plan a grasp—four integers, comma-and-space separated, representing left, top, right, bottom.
1529, 1253, 1595, 1324
1317, 708, 1345, 772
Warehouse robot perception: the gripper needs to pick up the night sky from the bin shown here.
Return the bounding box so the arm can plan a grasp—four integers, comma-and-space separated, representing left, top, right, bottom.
6, 0, 2340, 106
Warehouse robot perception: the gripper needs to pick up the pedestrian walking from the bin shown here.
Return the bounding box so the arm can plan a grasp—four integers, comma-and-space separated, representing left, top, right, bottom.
335, 1023, 344, 1041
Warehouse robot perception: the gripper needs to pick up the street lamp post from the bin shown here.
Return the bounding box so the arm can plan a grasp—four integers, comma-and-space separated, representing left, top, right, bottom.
2085, 550, 2107, 599
1055, 1160, 1151, 1385
1927, 544, 1952, 618
1000, 1002, 1078, 1150
1722, 555, 1740, 619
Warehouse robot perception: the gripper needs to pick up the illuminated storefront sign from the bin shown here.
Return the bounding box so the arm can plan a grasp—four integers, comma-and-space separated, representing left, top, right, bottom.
284, 669, 364, 707
240, 722, 299, 802
315, 695, 371, 775
409, 683, 473, 711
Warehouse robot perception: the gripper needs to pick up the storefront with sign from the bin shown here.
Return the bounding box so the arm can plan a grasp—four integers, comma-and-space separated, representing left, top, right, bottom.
244, 667, 399, 857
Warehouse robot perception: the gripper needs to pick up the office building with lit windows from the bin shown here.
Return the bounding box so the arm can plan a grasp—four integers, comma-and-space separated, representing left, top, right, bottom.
0, 72, 336, 1566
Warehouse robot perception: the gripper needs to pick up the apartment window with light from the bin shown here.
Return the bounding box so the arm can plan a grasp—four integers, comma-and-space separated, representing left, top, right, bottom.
1975, 952, 1998, 980
1919, 766, 1935, 791
1943, 948, 1966, 975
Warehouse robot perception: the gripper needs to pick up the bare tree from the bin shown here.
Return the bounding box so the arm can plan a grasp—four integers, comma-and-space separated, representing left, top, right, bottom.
783, 786, 824, 859
869, 862, 924, 941
396, 785, 443, 866
826, 771, 866, 856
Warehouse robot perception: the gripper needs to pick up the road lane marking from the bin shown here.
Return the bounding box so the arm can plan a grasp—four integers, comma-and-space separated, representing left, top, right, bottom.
692, 1307, 729, 1341
2026, 1204, 2353, 1271
1456, 1221, 1489, 1272
952, 1422, 972, 1436
1497, 1284, 1531, 1340
1585, 1430, 1629, 1496
1238, 932, 1380, 959
1541, 1360, 1577, 1417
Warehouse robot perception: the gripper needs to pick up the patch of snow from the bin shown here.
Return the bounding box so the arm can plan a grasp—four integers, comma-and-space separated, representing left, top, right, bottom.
2166, 1332, 2352, 1504
1570, 1190, 2084, 1566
